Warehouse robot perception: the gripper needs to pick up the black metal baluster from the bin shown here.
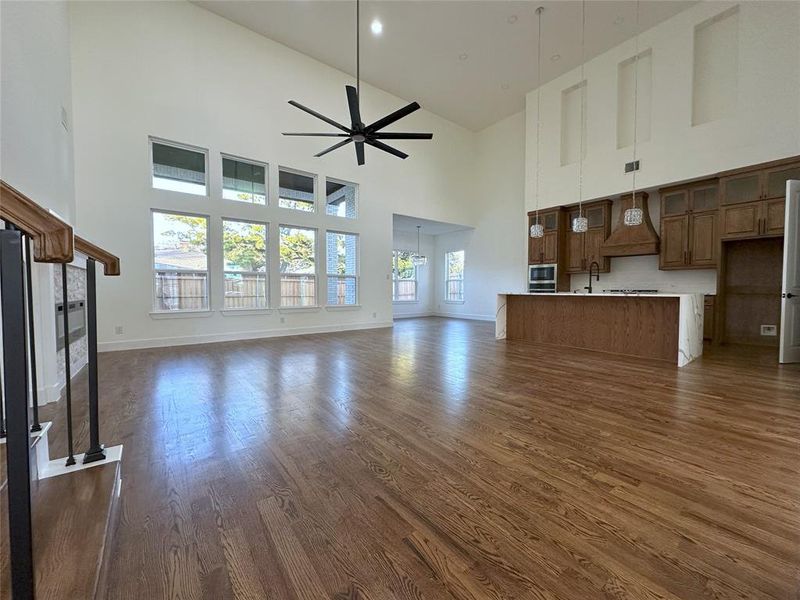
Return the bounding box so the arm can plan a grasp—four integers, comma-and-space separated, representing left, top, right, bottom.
83, 258, 105, 463
1, 225, 36, 600
24, 235, 41, 432
0, 367, 6, 439
61, 262, 76, 466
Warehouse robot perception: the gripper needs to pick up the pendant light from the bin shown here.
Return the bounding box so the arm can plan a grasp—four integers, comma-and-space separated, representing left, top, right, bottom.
572, 0, 589, 233
529, 6, 545, 239
412, 225, 428, 266
624, 0, 644, 227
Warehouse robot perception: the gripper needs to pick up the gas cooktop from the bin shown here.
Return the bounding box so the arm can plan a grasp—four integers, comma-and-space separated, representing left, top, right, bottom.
602, 289, 659, 294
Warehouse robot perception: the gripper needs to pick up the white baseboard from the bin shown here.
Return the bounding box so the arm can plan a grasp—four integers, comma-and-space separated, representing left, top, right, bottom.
393, 311, 434, 319
98, 320, 395, 352
434, 311, 495, 322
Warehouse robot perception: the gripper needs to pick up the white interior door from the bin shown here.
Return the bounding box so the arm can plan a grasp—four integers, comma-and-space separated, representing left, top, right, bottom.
779, 180, 800, 363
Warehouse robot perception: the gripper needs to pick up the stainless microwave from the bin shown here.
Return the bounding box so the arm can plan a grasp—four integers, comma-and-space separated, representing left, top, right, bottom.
529, 264, 557, 293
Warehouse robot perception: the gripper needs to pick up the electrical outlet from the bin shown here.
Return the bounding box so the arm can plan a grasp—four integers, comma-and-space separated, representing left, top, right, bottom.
280, 317, 285, 324
372, 312, 377, 318
114, 326, 123, 335
760, 324, 777, 336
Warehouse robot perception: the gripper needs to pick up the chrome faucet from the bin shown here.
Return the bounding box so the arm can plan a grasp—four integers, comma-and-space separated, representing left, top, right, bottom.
584, 261, 600, 294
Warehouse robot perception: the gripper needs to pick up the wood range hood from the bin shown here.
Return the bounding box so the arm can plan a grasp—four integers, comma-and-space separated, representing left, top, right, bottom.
601, 192, 660, 257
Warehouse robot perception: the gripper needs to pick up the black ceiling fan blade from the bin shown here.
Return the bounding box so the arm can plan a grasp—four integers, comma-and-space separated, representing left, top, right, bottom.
345, 85, 362, 129
283, 133, 350, 137
366, 139, 408, 160
314, 138, 353, 158
288, 100, 351, 133
371, 132, 433, 140
365, 102, 421, 133
355, 141, 365, 166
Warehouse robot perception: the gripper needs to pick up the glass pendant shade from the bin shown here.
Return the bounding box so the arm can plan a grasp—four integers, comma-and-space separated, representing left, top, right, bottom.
529, 222, 544, 238
624, 207, 644, 226
572, 216, 588, 233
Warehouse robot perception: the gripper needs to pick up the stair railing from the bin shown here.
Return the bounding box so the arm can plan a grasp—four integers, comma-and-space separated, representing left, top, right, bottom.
1, 180, 120, 599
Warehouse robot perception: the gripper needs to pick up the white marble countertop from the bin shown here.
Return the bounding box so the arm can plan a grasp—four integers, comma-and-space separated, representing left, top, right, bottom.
497, 292, 700, 298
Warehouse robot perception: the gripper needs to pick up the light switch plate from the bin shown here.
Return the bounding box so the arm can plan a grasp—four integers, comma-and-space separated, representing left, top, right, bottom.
761, 324, 777, 336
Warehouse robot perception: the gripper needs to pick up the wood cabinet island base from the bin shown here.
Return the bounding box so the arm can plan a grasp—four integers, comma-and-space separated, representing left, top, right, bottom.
496, 293, 704, 367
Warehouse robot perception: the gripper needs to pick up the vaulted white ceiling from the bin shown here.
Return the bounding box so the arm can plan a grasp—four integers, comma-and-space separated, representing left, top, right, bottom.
193, 1, 696, 131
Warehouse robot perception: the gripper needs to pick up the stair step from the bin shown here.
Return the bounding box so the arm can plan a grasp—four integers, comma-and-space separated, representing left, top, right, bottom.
0, 461, 121, 599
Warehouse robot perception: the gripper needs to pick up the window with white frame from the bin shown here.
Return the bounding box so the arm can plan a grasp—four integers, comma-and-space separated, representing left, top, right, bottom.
392, 250, 417, 302
222, 156, 266, 205
279, 169, 315, 212
325, 179, 357, 218
152, 211, 209, 311
223, 219, 268, 309
445, 250, 465, 302
326, 232, 358, 305
279, 226, 317, 306
151, 139, 207, 196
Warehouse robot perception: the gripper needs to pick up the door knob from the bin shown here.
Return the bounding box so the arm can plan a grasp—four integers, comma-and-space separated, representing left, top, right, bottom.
784, 292, 795, 299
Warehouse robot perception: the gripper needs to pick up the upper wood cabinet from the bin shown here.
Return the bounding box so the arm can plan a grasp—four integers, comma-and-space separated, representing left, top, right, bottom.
528, 208, 563, 265
566, 200, 611, 273
721, 159, 800, 205
720, 197, 785, 239
659, 180, 718, 270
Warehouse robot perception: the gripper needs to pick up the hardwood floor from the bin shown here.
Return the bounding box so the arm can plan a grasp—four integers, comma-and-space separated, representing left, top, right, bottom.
39, 317, 800, 599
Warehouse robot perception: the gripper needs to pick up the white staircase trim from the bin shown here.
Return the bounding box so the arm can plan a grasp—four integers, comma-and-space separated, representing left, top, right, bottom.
39, 445, 123, 480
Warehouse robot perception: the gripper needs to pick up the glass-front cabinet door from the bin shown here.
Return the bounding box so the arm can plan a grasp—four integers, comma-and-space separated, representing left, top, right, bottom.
691, 185, 718, 212
662, 191, 688, 216
543, 211, 559, 231
721, 172, 760, 205
765, 164, 800, 200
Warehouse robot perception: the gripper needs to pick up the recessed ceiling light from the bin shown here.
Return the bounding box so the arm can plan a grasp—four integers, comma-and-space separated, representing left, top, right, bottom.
501, 83, 510, 90
458, 53, 468, 61
507, 15, 518, 24
550, 54, 561, 62
370, 19, 383, 35
614, 16, 625, 25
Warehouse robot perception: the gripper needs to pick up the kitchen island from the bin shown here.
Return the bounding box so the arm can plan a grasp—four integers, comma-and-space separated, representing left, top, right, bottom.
496, 292, 704, 366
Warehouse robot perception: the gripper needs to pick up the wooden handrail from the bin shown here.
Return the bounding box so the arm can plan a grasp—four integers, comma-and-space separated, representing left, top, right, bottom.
75, 235, 121, 276
0, 180, 73, 263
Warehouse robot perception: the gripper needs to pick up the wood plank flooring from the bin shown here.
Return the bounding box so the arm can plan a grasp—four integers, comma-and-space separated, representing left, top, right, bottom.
1, 462, 120, 600
39, 317, 800, 599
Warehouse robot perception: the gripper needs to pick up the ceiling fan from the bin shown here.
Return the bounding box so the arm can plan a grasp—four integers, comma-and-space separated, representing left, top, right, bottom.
282, 0, 432, 166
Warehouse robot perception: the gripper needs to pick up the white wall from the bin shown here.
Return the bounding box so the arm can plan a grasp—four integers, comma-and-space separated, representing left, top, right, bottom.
526, 1, 800, 208
524, 1, 798, 293
69, 0, 480, 351
435, 112, 527, 320
392, 230, 436, 318
1, 0, 76, 403
1, 0, 76, 223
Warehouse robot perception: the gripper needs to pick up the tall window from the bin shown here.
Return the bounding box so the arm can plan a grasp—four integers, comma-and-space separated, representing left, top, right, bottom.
222, 156, 266, 205
280, 226, 316, 306
392, 250, 417, 302
279, 169, 315, 212
223, 219, 268, 309
152, 211, 208, 311
445, 250, 465, 302
151, 139, 207, 196
326, 179, 357, 218
326, 232, 358, 305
